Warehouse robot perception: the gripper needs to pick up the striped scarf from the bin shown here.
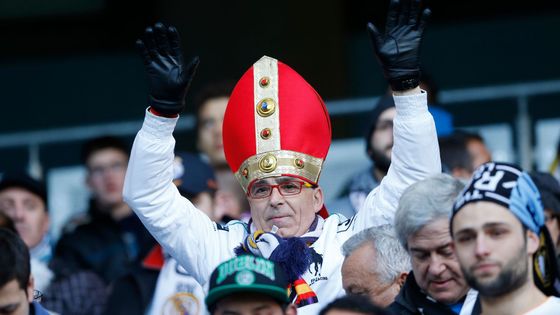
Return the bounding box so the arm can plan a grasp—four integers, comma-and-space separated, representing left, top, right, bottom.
234, 216, 324, 307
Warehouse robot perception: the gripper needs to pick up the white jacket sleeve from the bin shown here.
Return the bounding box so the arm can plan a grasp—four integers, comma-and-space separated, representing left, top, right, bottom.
123, 110, 244, 284
352, 92, 440, 230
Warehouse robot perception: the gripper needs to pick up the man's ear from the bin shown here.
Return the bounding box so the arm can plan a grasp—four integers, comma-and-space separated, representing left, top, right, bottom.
526, 230, 540, 255
313, 187, 324, 214
396, 271, 408, 288
26, 275, 35, 303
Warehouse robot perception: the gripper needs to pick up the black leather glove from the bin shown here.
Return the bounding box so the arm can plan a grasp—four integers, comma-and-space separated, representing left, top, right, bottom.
136, 23, 200, 116
367, 0, 430, 91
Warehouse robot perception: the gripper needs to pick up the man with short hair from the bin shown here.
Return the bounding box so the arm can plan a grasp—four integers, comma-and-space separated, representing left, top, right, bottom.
0, 173, 53, 292
341, 225, 409, 307
391, 174, 480, 315
463, 133, 491, 171
205, 255, 297, 315
451, 162, 560, 315
439, 132, 491, 181
126, 1, 440, 313
53, 136, 155, 284
81, 135, 133, 221
0, 228, 52, 315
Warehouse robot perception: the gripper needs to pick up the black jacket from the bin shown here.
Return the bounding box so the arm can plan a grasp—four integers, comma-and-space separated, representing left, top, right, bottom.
102, 265, 159, 315
389, 272, 481, 315
51, 201, 156, 284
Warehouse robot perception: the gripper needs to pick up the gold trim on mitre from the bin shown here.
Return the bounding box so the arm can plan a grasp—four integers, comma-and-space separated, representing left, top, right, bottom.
235, 150, 324, 192
254, 56, 280, 155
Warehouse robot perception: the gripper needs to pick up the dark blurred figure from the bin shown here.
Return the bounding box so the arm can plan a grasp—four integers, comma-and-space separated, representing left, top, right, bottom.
419, 71, 454, 139
530, 171, 560, 263
0, 173, 53, 292
330, 72, 454, 217
319, 295, 393, 315
0, 228, 54, 315
0, 211, 16, 232
439, 131, 492, 181
104, 152, 217, 315
194, 81, 250, 222
172, 151, 217, 220
52, 136, 155, 284
328, 95, 396, 218
462, 132, 491, 171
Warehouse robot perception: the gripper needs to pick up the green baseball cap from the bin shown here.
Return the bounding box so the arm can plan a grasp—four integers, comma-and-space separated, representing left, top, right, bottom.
205, 255, 290, 309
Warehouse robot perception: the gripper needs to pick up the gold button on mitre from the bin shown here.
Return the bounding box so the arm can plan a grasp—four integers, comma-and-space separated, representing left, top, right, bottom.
259, 154, 277, 173
256, 98, 276, 117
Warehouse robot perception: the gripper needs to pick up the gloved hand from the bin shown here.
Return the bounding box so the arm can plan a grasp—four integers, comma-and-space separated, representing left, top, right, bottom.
136, 22, 200, 116
367, 0, 430, 91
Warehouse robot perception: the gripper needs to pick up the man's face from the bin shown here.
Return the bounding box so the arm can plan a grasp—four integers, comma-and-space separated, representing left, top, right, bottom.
452, 202, 538, 297
369, 108, 396, 172
0, 279, 33, 315
86, 148, 128, 208
247, 177, 323, 238
342, 243, 403, 307
212, 293, 296, 315
467, 139, 491, 170
0, 188, 48, 249
407, 218, 470, 304
197, 97, 228, 168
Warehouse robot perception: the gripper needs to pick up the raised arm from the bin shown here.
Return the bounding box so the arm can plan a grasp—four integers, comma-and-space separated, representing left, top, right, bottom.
354, 0, 440, 229
124, 23, 242, 283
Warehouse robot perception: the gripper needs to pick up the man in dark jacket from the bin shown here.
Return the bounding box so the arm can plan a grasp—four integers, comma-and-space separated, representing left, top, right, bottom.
391, 174, 481, 315
51, 136, 155, 284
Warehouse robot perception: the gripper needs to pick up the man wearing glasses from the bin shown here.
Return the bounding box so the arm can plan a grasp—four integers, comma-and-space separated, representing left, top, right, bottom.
124, 0, 439, 313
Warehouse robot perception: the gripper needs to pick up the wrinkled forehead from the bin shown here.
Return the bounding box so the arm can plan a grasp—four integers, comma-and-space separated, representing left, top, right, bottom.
409, 218, 452, 249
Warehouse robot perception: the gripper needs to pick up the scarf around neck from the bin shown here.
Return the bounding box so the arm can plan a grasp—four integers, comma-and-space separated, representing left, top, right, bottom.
235, 215, 324, 307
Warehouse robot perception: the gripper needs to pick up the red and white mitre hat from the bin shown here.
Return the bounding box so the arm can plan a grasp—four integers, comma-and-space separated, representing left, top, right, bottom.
223, 56, 331, 193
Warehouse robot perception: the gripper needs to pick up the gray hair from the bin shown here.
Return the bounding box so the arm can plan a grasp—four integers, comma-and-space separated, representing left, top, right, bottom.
342, 224, 411, 284
395, 173, 465, 250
